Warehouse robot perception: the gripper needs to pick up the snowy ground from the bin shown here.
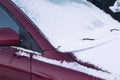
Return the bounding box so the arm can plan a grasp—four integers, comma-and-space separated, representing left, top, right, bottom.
12, 0, 120, 79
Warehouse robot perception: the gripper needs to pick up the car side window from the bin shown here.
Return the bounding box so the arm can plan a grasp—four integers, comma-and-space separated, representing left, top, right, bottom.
0, 3, 42, 53
0, 4, 19, 33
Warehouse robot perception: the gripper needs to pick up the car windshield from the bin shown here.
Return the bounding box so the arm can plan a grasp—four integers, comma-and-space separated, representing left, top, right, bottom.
12, 0, 120, 52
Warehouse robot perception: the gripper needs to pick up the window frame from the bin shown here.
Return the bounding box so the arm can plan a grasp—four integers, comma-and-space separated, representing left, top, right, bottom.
0, 3, 42, 53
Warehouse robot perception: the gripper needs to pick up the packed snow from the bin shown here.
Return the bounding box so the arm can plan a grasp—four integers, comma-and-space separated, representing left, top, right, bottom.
12, 0, 120, 79
110, 0, 120, 13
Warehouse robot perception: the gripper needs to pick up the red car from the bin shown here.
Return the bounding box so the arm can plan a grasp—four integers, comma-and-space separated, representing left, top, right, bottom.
0, 0, 110, 80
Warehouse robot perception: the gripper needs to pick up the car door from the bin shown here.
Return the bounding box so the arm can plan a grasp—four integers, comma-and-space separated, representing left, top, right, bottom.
0, 3, 31, 80
0, 46, 30, 80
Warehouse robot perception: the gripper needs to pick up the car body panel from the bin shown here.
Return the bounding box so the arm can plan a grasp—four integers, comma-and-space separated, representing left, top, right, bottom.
32, 58, 100, 80
0, 28, 20, 46
0, 47, 30, 80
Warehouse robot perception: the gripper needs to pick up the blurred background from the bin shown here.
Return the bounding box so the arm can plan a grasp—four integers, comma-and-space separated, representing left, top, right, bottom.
87, 0, 120, 22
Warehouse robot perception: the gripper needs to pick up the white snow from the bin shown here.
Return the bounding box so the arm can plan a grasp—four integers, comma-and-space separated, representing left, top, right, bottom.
110, 0, 120, 13
12, 0, 120, 49
59, 27, 120, 52
12, 0, 120, 79
73, 35, 120, 75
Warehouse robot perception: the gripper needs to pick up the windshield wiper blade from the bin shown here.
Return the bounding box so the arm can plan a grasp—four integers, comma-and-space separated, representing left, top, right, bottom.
110, 29, 120, 32
82, 38, 95, 41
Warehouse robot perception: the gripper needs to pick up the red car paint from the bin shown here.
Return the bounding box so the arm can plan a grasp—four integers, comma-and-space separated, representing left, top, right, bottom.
0, 28, 20, 46
0, 0, 102, 80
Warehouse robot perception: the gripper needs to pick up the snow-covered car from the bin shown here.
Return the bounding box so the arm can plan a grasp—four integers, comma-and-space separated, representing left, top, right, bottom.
1, 0, 120, 80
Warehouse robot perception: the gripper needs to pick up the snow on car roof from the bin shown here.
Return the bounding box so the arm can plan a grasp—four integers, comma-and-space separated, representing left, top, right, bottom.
12, 0, 120, 79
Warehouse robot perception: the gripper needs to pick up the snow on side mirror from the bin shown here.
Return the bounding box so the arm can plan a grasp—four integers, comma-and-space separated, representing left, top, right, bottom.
0, 28, 20, 46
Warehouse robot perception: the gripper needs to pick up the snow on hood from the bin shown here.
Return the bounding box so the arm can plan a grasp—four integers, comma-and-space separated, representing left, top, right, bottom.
73, 36, 120, 79
59, 27, 120, 52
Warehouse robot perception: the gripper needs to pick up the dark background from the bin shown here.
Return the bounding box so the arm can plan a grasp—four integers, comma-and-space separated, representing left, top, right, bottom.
87, 0, 120, 22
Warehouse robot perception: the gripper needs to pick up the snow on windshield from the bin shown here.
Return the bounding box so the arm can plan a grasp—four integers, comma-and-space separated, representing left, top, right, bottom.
12, 0, 120, 50
12, 0, 120, 79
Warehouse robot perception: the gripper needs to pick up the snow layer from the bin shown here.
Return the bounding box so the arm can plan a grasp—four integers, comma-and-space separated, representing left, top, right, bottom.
73, 35, 120, 78
13, 46, 117, 80
59, 27, 120, 52
12, 0, 120, 79
110, 0, 120, 13
12, 0, 120, 49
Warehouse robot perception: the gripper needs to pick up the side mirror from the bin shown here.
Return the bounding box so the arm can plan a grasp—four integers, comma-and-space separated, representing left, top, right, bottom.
0, 28, 20, 46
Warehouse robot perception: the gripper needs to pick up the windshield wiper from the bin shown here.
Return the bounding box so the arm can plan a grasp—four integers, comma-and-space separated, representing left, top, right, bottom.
82, 38, 95, 41
82, 29, 120, 41
110, 28, 120, 32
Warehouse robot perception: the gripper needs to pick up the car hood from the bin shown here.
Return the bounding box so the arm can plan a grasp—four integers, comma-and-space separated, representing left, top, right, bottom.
58, 27, 120, 52
68, 30, 120, 78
